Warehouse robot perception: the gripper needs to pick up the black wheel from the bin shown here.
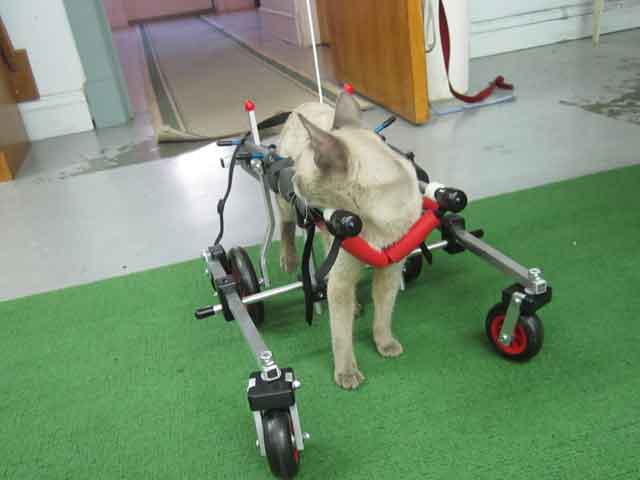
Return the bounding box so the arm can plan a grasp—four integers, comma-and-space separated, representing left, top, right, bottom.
263, 410, 300, 479
402, 254, 423, 284
228, 247, 265, 326
485, 303, 544, 361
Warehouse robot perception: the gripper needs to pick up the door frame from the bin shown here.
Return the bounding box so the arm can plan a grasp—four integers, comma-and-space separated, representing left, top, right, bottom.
62, 0, 132, 129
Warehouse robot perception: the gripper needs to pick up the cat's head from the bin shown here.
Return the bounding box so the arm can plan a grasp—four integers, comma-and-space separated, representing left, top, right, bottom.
292, 93, 418, 220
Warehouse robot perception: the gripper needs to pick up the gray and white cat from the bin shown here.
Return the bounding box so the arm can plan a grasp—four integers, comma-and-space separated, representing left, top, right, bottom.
276, 93, 422, 390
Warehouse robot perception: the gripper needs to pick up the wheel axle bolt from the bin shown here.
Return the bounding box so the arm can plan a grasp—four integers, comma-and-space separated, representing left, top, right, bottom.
260, 351, 273, 362
293, 380, 302, 389
529, 268, 542, 280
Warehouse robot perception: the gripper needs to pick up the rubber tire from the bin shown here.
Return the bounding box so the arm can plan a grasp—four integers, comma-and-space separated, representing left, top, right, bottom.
228, 247, 265, 326
485, 303, 544, 361
402, 254, 423, 284
263, 410, 300, 479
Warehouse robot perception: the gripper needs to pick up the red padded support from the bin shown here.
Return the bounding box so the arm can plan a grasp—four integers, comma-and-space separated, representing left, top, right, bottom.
341, 236, 390, 267
339, 202, 441, 267
385, 211, 440, 263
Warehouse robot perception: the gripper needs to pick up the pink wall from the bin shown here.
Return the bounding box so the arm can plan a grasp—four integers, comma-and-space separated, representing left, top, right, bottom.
102, 0, 129, 29
125, 0, 213, 22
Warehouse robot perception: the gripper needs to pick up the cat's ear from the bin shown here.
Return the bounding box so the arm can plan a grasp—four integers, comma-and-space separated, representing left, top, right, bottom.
333, 92, 362, 130
298, 114, 348, 173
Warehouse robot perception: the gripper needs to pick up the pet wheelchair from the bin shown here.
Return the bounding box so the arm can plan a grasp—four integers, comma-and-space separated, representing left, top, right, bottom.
194, 94, 552, 479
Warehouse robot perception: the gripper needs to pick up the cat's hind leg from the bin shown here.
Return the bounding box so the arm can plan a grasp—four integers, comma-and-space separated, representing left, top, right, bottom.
275, 196, 299, 273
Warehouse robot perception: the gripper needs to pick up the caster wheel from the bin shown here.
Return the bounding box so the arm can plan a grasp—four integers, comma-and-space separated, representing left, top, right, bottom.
402, 254, 423, 284
228, 247, 265, 326
263, 410, 300, 479
485, 303, 544, 361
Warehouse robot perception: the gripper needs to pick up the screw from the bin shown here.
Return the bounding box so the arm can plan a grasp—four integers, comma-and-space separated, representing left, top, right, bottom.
303, 432, 311, 440
529, 268, 542, 280
293, 380, 302, 390
204, 268, 210, 276
259, 351, 273, 362
256, 440, 260, 449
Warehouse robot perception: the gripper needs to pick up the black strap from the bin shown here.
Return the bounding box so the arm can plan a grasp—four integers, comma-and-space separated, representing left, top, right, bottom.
419, 242, 433, 265
257, 111, 291, 130
301, 225, 316, 325
213, 112, 292, 246
315, 237, 342, 284
266, 157, 294, 194
214, 133, 248, 245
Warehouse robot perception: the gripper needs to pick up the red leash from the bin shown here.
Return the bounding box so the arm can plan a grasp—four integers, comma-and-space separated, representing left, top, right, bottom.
438, 0, 514, 103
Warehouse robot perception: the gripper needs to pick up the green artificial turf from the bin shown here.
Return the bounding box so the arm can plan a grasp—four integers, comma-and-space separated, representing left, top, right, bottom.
2, 165, 640, 479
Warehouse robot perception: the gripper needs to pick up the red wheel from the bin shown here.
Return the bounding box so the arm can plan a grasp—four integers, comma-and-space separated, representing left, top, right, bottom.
485, 303, 543, 361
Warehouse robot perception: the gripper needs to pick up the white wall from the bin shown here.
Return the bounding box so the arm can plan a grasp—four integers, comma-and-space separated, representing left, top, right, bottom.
259, 0, 299, 45
259, 0, 320, 47
0, 0, 94, 141
469, 0, 640, 57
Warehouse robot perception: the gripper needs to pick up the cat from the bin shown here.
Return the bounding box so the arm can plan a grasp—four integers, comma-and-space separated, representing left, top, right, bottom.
276, 93, 422, 389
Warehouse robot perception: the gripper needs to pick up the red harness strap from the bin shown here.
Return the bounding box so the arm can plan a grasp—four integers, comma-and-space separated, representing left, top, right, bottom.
439, 0, 514, 103
340, 198, 441, 268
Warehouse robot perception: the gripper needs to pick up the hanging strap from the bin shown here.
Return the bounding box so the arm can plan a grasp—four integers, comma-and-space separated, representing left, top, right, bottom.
315, 237, 342, 285
438, 0, 514, 103
301, 224, 317, 325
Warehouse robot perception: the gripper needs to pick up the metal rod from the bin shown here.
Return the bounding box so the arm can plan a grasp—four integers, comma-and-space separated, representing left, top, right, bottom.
259, 174, 275, 288
304, 0, 324, 103
205, 254, 275, 368
253, 411, 267, 457
500, 291, 525, 345
289, 403, 305, 451
422, 239, 449, 253
452, 226, 545, 293
209, 238, 453, 316
226, 292, 274, 366
209, 281, 305, 315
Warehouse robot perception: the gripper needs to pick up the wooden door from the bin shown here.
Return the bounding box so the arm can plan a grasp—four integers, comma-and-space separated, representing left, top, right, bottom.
1, 17, 32, 182
323, 0, 429, 124
315, 0, 332, 45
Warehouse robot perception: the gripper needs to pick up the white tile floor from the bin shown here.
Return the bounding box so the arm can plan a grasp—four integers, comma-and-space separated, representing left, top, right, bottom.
1, 23, 639, 301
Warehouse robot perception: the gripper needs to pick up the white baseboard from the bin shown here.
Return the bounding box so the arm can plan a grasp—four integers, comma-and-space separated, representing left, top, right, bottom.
471, 1, 640, 58
18, 90, 94, 142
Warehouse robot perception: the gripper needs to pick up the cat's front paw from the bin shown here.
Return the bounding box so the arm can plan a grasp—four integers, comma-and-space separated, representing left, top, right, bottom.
279, 252, 299, 274
375, 337, 404, 358
334, 368, 365, 390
